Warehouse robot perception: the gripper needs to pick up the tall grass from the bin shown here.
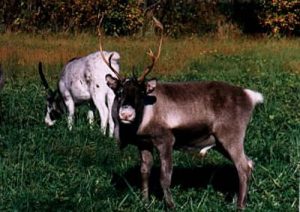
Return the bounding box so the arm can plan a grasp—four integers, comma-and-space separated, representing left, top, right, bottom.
0, 33, 299, 211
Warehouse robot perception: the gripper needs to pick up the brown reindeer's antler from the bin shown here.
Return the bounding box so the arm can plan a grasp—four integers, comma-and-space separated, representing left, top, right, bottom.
138, 17, 163, 82
97, 14, 123, 80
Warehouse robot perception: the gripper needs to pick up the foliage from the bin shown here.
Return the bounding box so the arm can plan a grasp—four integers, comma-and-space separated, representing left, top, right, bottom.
1, 0, 300, 36
259, 0, 300, 36
155, 0, 222, 37
0, 0, 143, 35
103, 1, 143, 36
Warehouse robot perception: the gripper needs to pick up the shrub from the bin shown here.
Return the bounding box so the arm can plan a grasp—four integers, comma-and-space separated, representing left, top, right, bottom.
1, 0, 299, 37
259, 0, 300, 36
156, 0, 222, 37
0, 0, 143, 35
103, 1, 143, 36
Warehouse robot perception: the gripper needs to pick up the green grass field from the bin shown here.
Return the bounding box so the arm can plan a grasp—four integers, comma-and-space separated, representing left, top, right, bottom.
0, 34, 299, 211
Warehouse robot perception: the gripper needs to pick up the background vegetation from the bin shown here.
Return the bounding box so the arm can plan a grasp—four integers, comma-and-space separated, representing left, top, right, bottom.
0, 0, 299, 36
0, 0, 299, 211
0, 33, 299, 211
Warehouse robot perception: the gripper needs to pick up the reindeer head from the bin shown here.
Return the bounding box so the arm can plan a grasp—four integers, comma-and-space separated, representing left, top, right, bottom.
38, 62, 64, 126
99, 17, 163, 125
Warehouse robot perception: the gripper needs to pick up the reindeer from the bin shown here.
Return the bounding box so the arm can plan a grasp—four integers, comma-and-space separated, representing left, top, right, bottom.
101, 17, 263, 209
38, 50, 120, 136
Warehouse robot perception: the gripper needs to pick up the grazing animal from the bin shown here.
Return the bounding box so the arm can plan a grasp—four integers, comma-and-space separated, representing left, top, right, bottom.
38, 51, 120, 136
102, 18, 263, 209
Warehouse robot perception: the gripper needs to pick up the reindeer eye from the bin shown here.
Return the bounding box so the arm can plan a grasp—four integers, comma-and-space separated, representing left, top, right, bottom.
50, 110, 61, 120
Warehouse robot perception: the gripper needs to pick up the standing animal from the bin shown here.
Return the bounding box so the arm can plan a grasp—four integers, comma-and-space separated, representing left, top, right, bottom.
102, 18, 263, 209
38, 51, 120, 136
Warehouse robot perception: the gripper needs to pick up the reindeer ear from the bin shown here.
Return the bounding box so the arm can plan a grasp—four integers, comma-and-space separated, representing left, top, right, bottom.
146, 79, 157, 94
105, 74, 119, 91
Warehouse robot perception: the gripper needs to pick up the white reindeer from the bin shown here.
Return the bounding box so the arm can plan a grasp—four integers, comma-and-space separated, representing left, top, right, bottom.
38, 51, 120, 136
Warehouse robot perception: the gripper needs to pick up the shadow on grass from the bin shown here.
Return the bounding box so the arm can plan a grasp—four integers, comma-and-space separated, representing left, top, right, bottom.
112, 164, 238, 202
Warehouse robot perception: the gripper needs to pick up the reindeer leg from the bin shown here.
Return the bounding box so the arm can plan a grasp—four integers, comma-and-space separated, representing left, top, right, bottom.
106, 90, 115, 137
229, 146, 252, 209
139, 146, 153, 201
92, 91, 108, 135
87, 102, 96, 128
64, 95, 75, 130
155, 135, 175, 208
215, 126, 253, 209
87, 110, 95, 126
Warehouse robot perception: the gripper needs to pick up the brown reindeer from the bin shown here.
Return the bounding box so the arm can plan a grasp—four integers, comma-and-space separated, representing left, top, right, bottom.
101, 17, 263, 209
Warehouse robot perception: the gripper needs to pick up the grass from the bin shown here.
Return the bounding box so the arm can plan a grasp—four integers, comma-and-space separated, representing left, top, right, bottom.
0, 33, 299, 211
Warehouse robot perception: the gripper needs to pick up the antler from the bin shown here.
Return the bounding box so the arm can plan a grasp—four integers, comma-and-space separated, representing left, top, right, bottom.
97, 14, 123, 80
138, 17, 163, 82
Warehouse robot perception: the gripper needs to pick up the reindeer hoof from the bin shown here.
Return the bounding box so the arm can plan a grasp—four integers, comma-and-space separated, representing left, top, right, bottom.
166, 200, 175, 209
237, 205, 246, 211
164, 191, 175, 209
